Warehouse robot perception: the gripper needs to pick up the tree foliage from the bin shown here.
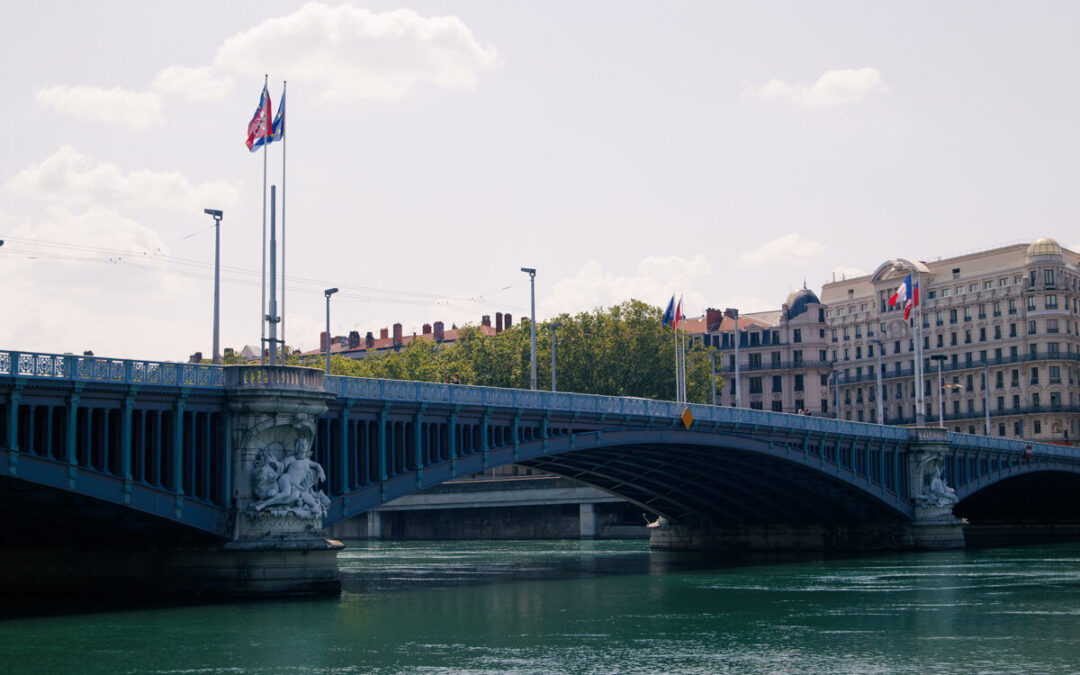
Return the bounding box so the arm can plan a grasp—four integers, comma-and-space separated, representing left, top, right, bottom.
294, 300, 720, 403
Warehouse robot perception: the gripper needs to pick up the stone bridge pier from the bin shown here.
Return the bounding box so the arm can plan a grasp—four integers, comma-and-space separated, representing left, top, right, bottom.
179, 366, 344, 597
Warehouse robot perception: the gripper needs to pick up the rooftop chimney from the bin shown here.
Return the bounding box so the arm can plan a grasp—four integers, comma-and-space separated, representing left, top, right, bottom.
495, 313, 503, 333
393, 323, 403, 347
365, 331, 375, 349
348, 330, 360, 348
434, 321, 445, 342
320, 331, 328, 351
706, 308, 722, 332
380, 327, 389, 340
422, 323, 432, 335
481, 315, 491, 327
504, 313, 512, 329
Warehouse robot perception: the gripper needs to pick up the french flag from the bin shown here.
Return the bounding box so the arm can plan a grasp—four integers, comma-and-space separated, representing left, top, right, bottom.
889, 273, 919, 320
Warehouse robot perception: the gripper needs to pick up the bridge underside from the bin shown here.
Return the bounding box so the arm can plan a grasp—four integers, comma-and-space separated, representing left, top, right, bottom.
0, 475, 222, 549
958, 471, 1080, 547
519, 442, 906, 530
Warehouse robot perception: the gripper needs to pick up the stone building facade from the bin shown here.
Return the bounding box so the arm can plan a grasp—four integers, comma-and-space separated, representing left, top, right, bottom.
820, 238, 1080, 443
688, 289, 833, 415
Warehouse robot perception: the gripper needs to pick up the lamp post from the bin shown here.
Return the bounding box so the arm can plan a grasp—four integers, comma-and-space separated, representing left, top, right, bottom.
549, 321, 562, 392
324, 287, 339, 373
203, 209, 223, 364
870, 338, 884, 424
931, 354, 947, 428
724, 308, 740, 408
521, 267, 537, 390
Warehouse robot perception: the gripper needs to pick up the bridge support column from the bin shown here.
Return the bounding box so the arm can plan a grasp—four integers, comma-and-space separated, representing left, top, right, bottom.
579, 503, 598, 539
905, 429, 964, 550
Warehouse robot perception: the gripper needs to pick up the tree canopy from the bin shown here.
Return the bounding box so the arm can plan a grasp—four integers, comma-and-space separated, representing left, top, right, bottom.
289, 300, 719, 403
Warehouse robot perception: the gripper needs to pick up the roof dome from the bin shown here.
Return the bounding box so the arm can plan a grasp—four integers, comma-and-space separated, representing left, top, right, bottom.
785, 288, 820, 319
1027, 237, 1062, 259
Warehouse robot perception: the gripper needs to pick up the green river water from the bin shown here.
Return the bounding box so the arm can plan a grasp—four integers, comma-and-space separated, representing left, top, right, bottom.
2, 539, 1079, 674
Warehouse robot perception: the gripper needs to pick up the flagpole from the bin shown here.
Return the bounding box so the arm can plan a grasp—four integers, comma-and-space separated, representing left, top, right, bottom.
280, 81, 287, 365
672, 308, 680, 402
260, 74, 268, 366
914, 270, 925, 427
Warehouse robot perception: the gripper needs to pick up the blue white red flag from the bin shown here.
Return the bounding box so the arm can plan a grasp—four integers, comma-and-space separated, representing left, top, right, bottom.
888, 273, 920, 320
674, 296, 684, 329
246, 85, 274, 152
662, 295, 675, 327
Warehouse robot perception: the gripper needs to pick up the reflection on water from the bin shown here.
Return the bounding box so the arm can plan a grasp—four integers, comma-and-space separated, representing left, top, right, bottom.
2, 540, 1080, 673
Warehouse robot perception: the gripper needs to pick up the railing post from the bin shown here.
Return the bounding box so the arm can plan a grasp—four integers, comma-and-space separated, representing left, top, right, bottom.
448, 407, 458, 477
378, 403, 389, 483
481, 408, 491, 469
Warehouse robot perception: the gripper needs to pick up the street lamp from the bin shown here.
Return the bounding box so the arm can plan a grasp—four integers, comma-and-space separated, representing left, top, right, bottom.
324, 287, 339, 373
203, 209, 223, 364
870, 338, 884, 424
549, 321, 562, 392
521, 267, 537, 390
931, 354, 947, 428
724, 308, 740, 408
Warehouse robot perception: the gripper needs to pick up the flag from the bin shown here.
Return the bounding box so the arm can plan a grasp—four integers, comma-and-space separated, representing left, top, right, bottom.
889, 273, 919, 320
674, 296, 684, 329
246, 84, 274, 152
270, 88, 285, 142
662, 295, 675, 326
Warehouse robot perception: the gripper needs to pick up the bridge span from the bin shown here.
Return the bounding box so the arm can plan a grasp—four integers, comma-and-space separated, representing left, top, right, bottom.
3, 350, 1080, 596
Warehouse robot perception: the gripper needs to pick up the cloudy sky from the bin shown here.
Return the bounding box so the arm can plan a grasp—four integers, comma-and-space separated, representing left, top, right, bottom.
3, 2, 1079, 361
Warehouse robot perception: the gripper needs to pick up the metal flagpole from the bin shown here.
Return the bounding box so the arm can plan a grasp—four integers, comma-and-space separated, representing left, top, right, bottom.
279, 81, 287, 365
914, 269, 925, 427
260, 74, 268, 365
672, 307, 680, 401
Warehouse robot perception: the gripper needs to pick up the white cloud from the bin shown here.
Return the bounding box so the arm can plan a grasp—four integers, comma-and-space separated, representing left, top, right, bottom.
214, 3, 500, 103
753, 67, 886, 108
541, 255, 712, 318
150, 65, 234, 100
35, 85, 164, 130
738, 233, 827, 268
4, 146, 240, 212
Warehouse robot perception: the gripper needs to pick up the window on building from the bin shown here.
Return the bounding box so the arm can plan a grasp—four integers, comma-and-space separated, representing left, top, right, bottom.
965, 330, 972, 344
793, 328, 802, 343
998, 423, 1006, 436
1048, 342, 1060, 356
894, 341, 901, 354
993, 301, 1001, 317
1011, 369, 1020, 386
750, 377, 762, 394
1028, 320, 1037, 335
1030, 343, 1038, 357
928, 290, 938, 300
1046, 295, 1058, 309
978, 304, 987, 319
1034, 420, 1042, 434
1047, 319, 1059, 333
951, 332, 958, 346
771, 401, 783, 412
1028, 296, 1037, 311
1045, 269, 1055, 285
999, 277, 1008, 287
772, 352, 781, 367
1050, 365, 1061, 384
994, 325, 1002, 339
996, 371, 1004, 388
1009, 299, 1017, 315
750, 401, 763, 410
1031, 367, 1040, 385
950, 309, 958, 324
984, 280, 993, 290
820, 374, 828, 387
1009, 323, 1017, 337
795, 374, 804, 391
772, 375, 782, 393
749, 353, 762, 368
936, 334, 944, 348
942, 287, 951, 297
979, 327, 986, 342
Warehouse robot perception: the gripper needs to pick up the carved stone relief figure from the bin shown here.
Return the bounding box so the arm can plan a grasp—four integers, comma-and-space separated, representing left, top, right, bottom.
914, 454, 958, 513
248, 427, 330, 521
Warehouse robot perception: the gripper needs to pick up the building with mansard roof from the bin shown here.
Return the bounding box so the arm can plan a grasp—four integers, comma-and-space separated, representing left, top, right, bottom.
687, 289, 833, 415
820, 238, 1080, 444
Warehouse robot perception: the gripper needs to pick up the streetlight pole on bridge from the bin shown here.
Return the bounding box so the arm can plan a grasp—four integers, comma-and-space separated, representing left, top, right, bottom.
724, 308, 740, 408
870, 337, 884, 424
550, 321, 561, 392
203, 209, 223, 365
324, 287, 339, 374
522, 267, 537, 390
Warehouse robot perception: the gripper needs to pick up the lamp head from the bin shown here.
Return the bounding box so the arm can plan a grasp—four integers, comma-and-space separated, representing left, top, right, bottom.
324, 287, 339, 298
203, 209, 223, 218
520, 267, 536, 276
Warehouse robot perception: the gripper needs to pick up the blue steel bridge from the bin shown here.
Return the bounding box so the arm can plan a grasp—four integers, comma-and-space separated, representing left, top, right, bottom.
3, 349, 1080, 548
